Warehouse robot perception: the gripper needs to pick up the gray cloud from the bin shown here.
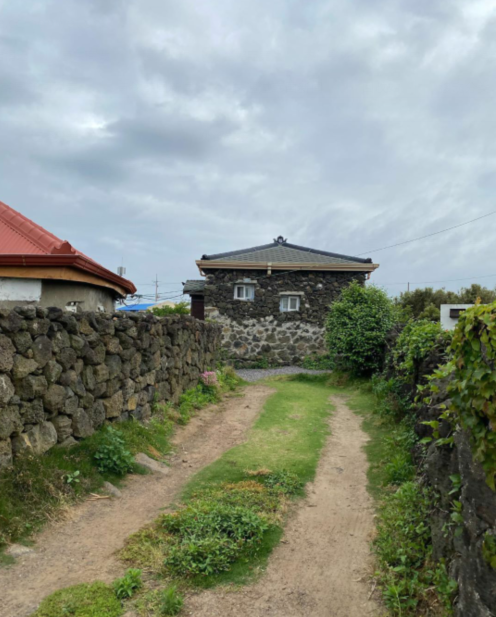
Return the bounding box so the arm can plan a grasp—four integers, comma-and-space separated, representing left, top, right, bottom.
1, 0, 496, 300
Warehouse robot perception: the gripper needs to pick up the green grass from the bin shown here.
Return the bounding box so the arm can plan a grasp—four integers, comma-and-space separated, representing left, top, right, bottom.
121, 375, 333, 593
184, 375, 332, 497
31, 581, 123, 617
345, 379, 456, 616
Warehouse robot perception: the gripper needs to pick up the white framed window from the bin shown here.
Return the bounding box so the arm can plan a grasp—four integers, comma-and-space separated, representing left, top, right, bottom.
234, 284, 255, 301
280, 295, 300, 312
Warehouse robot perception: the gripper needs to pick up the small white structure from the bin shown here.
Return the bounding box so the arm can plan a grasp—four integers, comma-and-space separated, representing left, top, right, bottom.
440, 304, 474, 330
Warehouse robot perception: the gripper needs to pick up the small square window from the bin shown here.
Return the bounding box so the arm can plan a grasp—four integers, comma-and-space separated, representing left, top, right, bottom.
280, 295, 300, 312
234, 284, 255, 301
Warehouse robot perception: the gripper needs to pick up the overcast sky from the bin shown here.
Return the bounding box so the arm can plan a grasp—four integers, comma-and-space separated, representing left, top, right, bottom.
1, 0, 496, 301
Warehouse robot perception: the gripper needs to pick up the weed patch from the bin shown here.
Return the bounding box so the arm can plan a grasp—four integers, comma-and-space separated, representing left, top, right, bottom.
31, 581, 123, 617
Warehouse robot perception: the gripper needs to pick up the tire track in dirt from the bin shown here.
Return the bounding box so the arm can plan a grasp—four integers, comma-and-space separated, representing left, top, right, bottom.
0, 385, 273, 617
185, 394, 381, 617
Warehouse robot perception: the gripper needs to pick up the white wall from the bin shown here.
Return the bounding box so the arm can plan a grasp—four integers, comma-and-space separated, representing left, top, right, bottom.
0, 278, 42, 302
440, 304, 474, 331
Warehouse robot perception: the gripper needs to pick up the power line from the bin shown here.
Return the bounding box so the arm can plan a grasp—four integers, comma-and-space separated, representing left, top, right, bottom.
379, 272, 496, 287
358, 210, 496, 256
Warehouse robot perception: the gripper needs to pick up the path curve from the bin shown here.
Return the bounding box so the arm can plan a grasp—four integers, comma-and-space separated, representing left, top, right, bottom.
0, 385, 273, 617
186, 394, 381, 617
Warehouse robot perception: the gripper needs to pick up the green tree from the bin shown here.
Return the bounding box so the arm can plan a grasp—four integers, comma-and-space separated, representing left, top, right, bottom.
326, 282, 395, 375
395, 285, 496, 319
151, 301, 190, 316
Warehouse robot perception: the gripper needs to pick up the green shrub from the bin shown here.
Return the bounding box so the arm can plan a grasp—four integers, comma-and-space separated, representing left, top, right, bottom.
151, 302, 190, 316
301, 354, 334, 370
160, 585, 184, 615
94, 426, 135, 476
394, 319, 451, 379
326, 282, 395, 375
32, 581, 123, 617
113, 568, 142, 599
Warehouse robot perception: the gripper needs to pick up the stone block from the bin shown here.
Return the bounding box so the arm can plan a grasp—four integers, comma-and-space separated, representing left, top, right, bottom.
105, 354, 122, 379
27, 421, 57, 455
31, 335, 52, 368
0, 405, 23, 439
72, 408, 94, 438
20, 399, 45, 424
59, 347, 77, 370
90, 399, 106, 428
0, 373, 15, 404
94, 363, 109, 383
84, 343, 106, 365
52, 415, 73, 442
65, 395, 79, 416
103, 391, 124, 418
0, 334, 15, 372
43, 384, 67, 413
44, 360, 63, 384
12, 355, 38, 379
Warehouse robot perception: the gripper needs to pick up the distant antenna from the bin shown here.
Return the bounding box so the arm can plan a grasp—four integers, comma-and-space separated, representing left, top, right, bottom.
117, 266, 126, 277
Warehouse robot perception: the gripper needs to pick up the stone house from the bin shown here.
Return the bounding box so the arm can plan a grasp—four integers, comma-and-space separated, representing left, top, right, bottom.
183, 236, 379, 365
0, 201, 136, 312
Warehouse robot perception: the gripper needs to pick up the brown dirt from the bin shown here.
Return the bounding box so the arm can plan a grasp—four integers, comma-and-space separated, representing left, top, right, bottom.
185, 394, 381, 617
0, 385, 273, 617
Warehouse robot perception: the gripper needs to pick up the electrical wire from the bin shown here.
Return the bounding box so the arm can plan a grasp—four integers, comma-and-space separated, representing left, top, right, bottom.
357, 210, 496, 256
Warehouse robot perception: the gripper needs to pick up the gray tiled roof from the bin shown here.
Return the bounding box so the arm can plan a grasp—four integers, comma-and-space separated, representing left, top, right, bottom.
183, 280, 206, 294
201, 238, 371, 265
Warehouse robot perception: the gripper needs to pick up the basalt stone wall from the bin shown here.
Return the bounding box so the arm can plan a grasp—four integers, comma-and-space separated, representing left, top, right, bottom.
0, 307, 221, 469
204, 269, 366, 365
416, 382, 496, 617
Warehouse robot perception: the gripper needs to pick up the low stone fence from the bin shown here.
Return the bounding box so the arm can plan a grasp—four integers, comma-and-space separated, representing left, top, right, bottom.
0, 307, 221, 468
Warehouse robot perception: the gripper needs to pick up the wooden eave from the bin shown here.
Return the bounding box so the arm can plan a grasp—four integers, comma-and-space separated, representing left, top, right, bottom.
0, 255, 136, 297
196, 260, 379, 275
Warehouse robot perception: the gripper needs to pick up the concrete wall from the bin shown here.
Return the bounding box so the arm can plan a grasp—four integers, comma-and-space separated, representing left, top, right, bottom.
440, 304, 474, 330
0, 278, 116, 312
0, 307, 221, 468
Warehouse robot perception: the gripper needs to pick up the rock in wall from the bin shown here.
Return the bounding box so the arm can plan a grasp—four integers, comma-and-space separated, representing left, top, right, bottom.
0, 307, 221, 468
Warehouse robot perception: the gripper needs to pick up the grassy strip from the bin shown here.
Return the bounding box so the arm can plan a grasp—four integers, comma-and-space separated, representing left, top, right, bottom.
346, 381, 456, 616
0, 366, 242, 555
120, 374, 333, 608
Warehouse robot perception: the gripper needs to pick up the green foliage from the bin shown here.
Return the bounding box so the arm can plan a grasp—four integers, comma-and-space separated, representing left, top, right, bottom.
374, 482, 456, 615
113, 568, 142, 599
160, 586, 184, 615
395, 284, 496, 319
262, 470, 304, 495
151, 302, 190, 316
482, 532, 496, 569
371, 375, 410, 421
217, 365, 244, 391
94, 427, 135, 476
32, 581, 123, 617
394, 320, 451, 378
301, 353, 334, 370
429, 300, 496, 488
418, 303, 441, 322
162, 501, 270, 576
326, 282, 395, 375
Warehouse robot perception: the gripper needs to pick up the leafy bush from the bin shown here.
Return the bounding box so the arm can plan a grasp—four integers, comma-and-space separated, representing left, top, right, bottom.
301, 353, 334, 370
326, 282, 395, 375
427, 300, 496, 488
94, 426, 135, 475
217, 365, 243, 391
160, 585, 184, 615
113, 568, 142, 599
32, 582, 123, 617
393, 319, 451, 379
151, 302, 190, 316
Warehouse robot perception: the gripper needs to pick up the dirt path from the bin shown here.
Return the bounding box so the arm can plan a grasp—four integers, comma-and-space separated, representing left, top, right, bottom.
186, 394, 381, 617
0, 385, 273, 617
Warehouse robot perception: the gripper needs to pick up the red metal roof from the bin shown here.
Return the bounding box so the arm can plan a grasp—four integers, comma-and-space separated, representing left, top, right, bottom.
0, 200, 136, 296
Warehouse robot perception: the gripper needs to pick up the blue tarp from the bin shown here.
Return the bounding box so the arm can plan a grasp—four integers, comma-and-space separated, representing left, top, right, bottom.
117, 303, 154, 312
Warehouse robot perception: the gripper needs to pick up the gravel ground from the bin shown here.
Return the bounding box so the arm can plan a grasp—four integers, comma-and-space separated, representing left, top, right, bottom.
235, 366, 331, 382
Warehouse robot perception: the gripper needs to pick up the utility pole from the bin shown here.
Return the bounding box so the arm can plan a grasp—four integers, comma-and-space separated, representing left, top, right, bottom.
154, 274, 159, 303
407, 282, 410, 293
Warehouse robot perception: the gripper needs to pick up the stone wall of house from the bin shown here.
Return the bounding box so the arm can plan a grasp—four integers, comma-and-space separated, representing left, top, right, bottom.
0, 307, 221, 468
204, 269, 366, 365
